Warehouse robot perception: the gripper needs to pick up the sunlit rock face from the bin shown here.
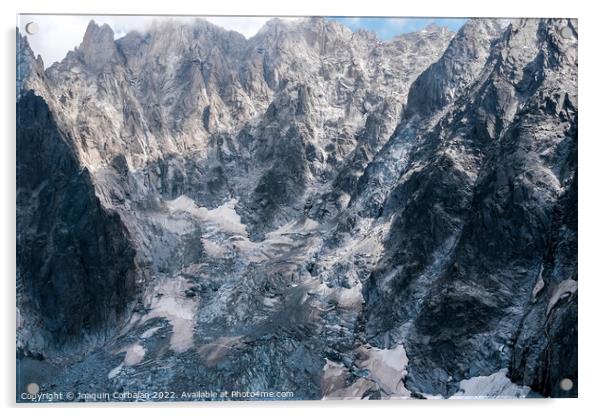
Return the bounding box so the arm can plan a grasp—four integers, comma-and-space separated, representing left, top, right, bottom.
16, 17, 577, 400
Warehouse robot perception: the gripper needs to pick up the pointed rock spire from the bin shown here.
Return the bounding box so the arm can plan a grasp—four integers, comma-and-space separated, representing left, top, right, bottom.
78, 20, 121, 72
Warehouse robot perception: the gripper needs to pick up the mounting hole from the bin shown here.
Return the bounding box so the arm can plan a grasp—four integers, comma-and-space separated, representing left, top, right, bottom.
25, 22, 39, 35
559, 378, 574, 391
560, 27, 573, 39
26, 382, 40, 395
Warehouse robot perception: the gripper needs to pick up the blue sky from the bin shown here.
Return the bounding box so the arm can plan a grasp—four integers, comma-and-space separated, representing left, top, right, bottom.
330, 17, 467, 39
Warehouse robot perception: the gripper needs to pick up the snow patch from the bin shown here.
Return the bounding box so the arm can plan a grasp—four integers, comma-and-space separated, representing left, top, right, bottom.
202, 238, 227, 257
140, 326, 161, 339
322, 344, 411, 399
123, 343, 146, 366
335, 283, 364, 309
547, 279, 577, 315
108, 364, 123, 379
356, 344, 410, 397
450, 369, 531, 399
531, 266, 545, 299
167, 196, 247, 236
109, 342, 146, 379
142, 276, 199, 353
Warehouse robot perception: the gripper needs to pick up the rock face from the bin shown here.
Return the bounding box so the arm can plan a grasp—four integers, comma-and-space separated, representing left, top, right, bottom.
405, 19, 508, 119
16, 17, 577, 401
360, 18, 578, 397
16, 91, 139, 353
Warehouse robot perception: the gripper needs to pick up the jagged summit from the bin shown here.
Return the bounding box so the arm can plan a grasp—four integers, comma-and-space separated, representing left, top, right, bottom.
82, 19, 115, 41
405, 18, 510, 119
77, 20, 122, 72
16, 30, 48, 100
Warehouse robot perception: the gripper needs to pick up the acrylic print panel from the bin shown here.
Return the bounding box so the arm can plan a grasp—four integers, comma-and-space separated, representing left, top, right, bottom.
16, 14, 578, 402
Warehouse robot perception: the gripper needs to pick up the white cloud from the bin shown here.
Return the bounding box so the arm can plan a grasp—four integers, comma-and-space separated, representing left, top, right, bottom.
204, 17, 272, 38
18, 14, 297, 67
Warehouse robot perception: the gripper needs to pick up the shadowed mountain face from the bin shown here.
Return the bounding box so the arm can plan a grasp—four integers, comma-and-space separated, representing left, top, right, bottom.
16, 17, 577, 400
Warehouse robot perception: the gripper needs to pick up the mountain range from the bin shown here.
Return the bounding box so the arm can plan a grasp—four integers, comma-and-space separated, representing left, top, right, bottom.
16, 16, 578, 400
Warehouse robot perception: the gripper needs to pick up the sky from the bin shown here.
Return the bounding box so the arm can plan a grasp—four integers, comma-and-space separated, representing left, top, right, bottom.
18, 15, 467, 68
330, 17, 466, 39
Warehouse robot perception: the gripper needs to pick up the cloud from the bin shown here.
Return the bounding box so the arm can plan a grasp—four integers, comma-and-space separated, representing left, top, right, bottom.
204, 17, 272, 38
18, 14, 297, 67
18, 15, 466, 67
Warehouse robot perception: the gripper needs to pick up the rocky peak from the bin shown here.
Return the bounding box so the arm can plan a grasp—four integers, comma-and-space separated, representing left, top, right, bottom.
405, 18, 509, 119
424, 22, 444, 32
116, 18, 247, 76
78, 20, 121, 72
539, 18, 578, 68
16, 30, 50, 101
16, 30, 44, 70
252, 17, 300, 38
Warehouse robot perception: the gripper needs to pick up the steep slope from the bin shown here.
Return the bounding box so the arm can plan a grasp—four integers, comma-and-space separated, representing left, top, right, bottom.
359, 18, 577, 396
16, 90, 139, 353
405, 19, 509, 119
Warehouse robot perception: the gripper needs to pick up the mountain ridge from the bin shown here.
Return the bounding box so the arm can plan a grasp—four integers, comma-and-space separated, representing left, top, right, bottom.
16, 17, 577, 400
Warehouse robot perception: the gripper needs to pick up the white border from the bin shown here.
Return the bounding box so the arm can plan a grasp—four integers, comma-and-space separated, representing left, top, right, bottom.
2, 1, 600, 415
